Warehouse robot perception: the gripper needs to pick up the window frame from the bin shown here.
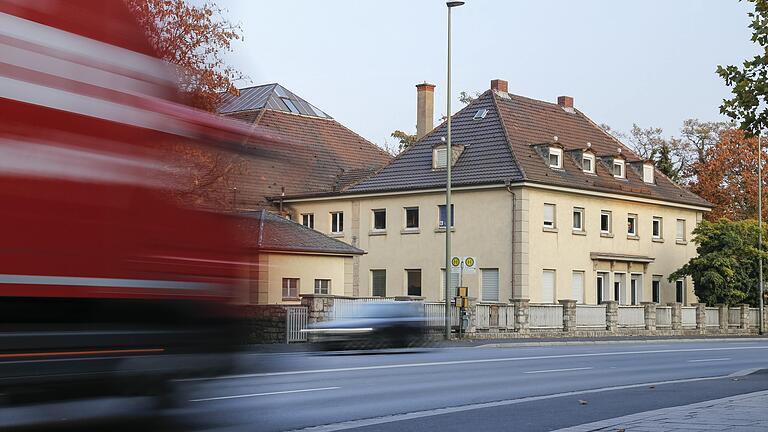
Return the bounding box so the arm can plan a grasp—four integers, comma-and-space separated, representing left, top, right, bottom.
406, 269, 422, 297
301, 213, 314, 229
438, 204, 455, 228
676, 219, 686, 241
481, 268, 500, 302
404, 206, 420, 230
675, 279, 685, 303
282, 277, 300, 300
643, 163, 655, 183
543, 203, 556, 229
330, 211, 344, 234
582, 153, 595, 174
548, 147, 563, 169
371, 269, 386, 297
600, 210, 612, 234
652, 216, 663, 239
613, 159, 625, 178
627, 213, 638, 237
433, 147, 448, 169
652, 275, 662, 303
572, 207, 584, 232
571, 270, 585, 304
372, 208, 386, 231
314, 278, 331, 295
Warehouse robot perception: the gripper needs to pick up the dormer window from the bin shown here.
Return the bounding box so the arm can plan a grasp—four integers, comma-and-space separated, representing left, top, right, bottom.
433, 147, 447, 169
613, 159, 625, 178
582, 153, 595, 174
549, 147, 563, 169
643, 163, 654, 184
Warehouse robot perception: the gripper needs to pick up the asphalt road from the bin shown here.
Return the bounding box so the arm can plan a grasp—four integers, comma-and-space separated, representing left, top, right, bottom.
7, 339, 768, 431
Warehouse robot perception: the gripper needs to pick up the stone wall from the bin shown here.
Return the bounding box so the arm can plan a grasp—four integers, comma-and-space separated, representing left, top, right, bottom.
243, 304, 288, 344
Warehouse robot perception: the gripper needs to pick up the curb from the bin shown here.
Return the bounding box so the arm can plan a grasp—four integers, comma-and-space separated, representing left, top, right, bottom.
475, 337, 768, 348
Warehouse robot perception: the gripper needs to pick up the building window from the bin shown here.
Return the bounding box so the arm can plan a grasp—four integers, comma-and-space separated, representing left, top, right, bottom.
571, 271, 585, 304
481, 268, 500, 302
438, 204, 454, 228
600, 210, 612, 234
301, 213, 314, 229
542, 269, 556, 303
406, 269, 422, 296
549, 147, 562, 169
405, 207, 419, 229
582, 153, 595, 173
627, 213, 638, 236
652, 217, 663, 239
675, 279, 684, 303
314, 279, 330, 295
676, 219, 686, 241
630, 274, 642, 305
572, 207, 584, 231
441, 269, 460, 299
372, 209, 386, 230
596, 272, 608, 304
433, 147, 447, 169
282, 278, 299, 300
613, 160, 625, 178
614, 273, 626, 304
652, 276, 661, 303
543, 203, 556, 229
643, 163, 655, 183
331, 212, 343, 233
371, 270, 386, 297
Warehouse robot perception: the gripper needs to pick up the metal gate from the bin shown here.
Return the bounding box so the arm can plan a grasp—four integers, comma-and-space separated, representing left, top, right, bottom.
286, 306, 308, 343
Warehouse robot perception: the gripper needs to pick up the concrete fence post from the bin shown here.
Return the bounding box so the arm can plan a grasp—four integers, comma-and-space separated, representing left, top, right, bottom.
300, 294, 335, 324
604, 301, 618, 332
511, 298, 530, 335
739, 304, 750, 331
693, 303, 707, 334
716, 304, 729, 332
642, 302, 656, 332
668, 302, 682, 331
559, 299, 577, 333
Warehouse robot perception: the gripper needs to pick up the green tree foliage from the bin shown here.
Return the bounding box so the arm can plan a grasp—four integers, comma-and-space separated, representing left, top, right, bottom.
717, 0, 768, 135
390, 130, 417, 152
670, 219, 767, 306
655, 143, 679, 182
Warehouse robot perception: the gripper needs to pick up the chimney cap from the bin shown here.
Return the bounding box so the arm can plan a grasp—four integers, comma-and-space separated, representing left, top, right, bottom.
416, 82, 436, 89
491, 79, 508, 93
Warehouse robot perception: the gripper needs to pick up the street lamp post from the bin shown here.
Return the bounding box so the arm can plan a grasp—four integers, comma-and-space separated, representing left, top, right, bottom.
444, 1, 463, 340
760, 134, 764, 335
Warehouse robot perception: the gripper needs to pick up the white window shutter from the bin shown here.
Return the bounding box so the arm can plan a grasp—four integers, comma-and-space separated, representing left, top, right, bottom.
542, 270, 555, 303
482, 269, 499, 302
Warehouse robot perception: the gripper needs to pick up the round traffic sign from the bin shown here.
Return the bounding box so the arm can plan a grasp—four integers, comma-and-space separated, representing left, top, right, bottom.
451, 257, 461, 267
465, 257, 475, 267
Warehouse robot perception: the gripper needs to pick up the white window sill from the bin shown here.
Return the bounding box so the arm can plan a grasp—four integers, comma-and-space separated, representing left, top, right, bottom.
329, 232, 344, 238
572, 230, 587, 236
434, 227, 456, 233
627, 235, 640, 241
401, 228, 421, 235
600, 232, 614, 238
652, 237, 664, 243
676, 239, 688, 245
542, 227, 558, 233
368, 230, 387, 236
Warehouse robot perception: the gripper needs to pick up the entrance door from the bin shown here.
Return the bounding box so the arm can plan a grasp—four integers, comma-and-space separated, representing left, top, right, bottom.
596, 274, 604, 304
630, 274, 642, 305
613, 273, 625, 305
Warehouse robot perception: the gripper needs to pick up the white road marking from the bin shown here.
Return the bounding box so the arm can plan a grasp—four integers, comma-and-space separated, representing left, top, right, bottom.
190, 386, 339, 402
185, 345, 768, 382
285, 373, 753, 432
687, 358, 731, 363
524, 367, 593, 374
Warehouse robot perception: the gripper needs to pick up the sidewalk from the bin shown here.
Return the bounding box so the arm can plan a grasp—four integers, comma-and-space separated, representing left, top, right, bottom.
554, 390, 768, 432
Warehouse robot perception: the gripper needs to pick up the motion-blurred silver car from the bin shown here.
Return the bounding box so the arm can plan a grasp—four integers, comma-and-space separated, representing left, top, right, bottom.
302, 302, 427, 350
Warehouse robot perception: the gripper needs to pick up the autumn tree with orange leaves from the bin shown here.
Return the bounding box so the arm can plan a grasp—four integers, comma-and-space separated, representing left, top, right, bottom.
689, 129, 768, 221
127, 0, 248, 208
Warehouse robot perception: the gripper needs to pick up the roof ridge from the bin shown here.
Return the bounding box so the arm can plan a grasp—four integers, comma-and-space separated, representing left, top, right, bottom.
490, 90, 528, 181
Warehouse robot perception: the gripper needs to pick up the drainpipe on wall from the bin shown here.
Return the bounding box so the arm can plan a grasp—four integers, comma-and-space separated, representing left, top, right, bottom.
506, 181, 516, 300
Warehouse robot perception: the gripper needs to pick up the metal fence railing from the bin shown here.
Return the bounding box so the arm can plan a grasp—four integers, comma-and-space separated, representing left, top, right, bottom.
423, 302, 459, 329
705, 307, 720, 327
332, 297, 397, 319
575, 305, 606, 328
617, 306, 645, 328
475, 303, 514, 330
286, 306, 308, 343
529, 304, 563, 329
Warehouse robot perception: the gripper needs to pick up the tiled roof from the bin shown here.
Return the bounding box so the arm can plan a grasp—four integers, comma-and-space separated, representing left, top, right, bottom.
340, 88, 710, 208
218, 85, 392, 209
241, 210, 364, 255
219, 83, 332, 119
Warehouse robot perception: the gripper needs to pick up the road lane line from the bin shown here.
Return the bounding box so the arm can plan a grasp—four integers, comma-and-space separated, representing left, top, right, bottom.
184, 345, 768, 381
688, 358, 731, 363
524, 367, 593, 374
285, 375, 743, 432
190, 386, 339, 402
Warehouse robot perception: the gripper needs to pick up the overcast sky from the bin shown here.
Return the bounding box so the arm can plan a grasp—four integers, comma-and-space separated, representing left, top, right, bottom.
221, 0, 757, 148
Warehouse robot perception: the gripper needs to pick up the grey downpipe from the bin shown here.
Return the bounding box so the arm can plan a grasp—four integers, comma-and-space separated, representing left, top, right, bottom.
506, 182, 515, 300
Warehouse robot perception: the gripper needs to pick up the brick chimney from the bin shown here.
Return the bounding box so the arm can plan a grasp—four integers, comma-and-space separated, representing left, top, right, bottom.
557, 96, 574, 108
416, 82, 436, 140
491, 79, 508, 93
